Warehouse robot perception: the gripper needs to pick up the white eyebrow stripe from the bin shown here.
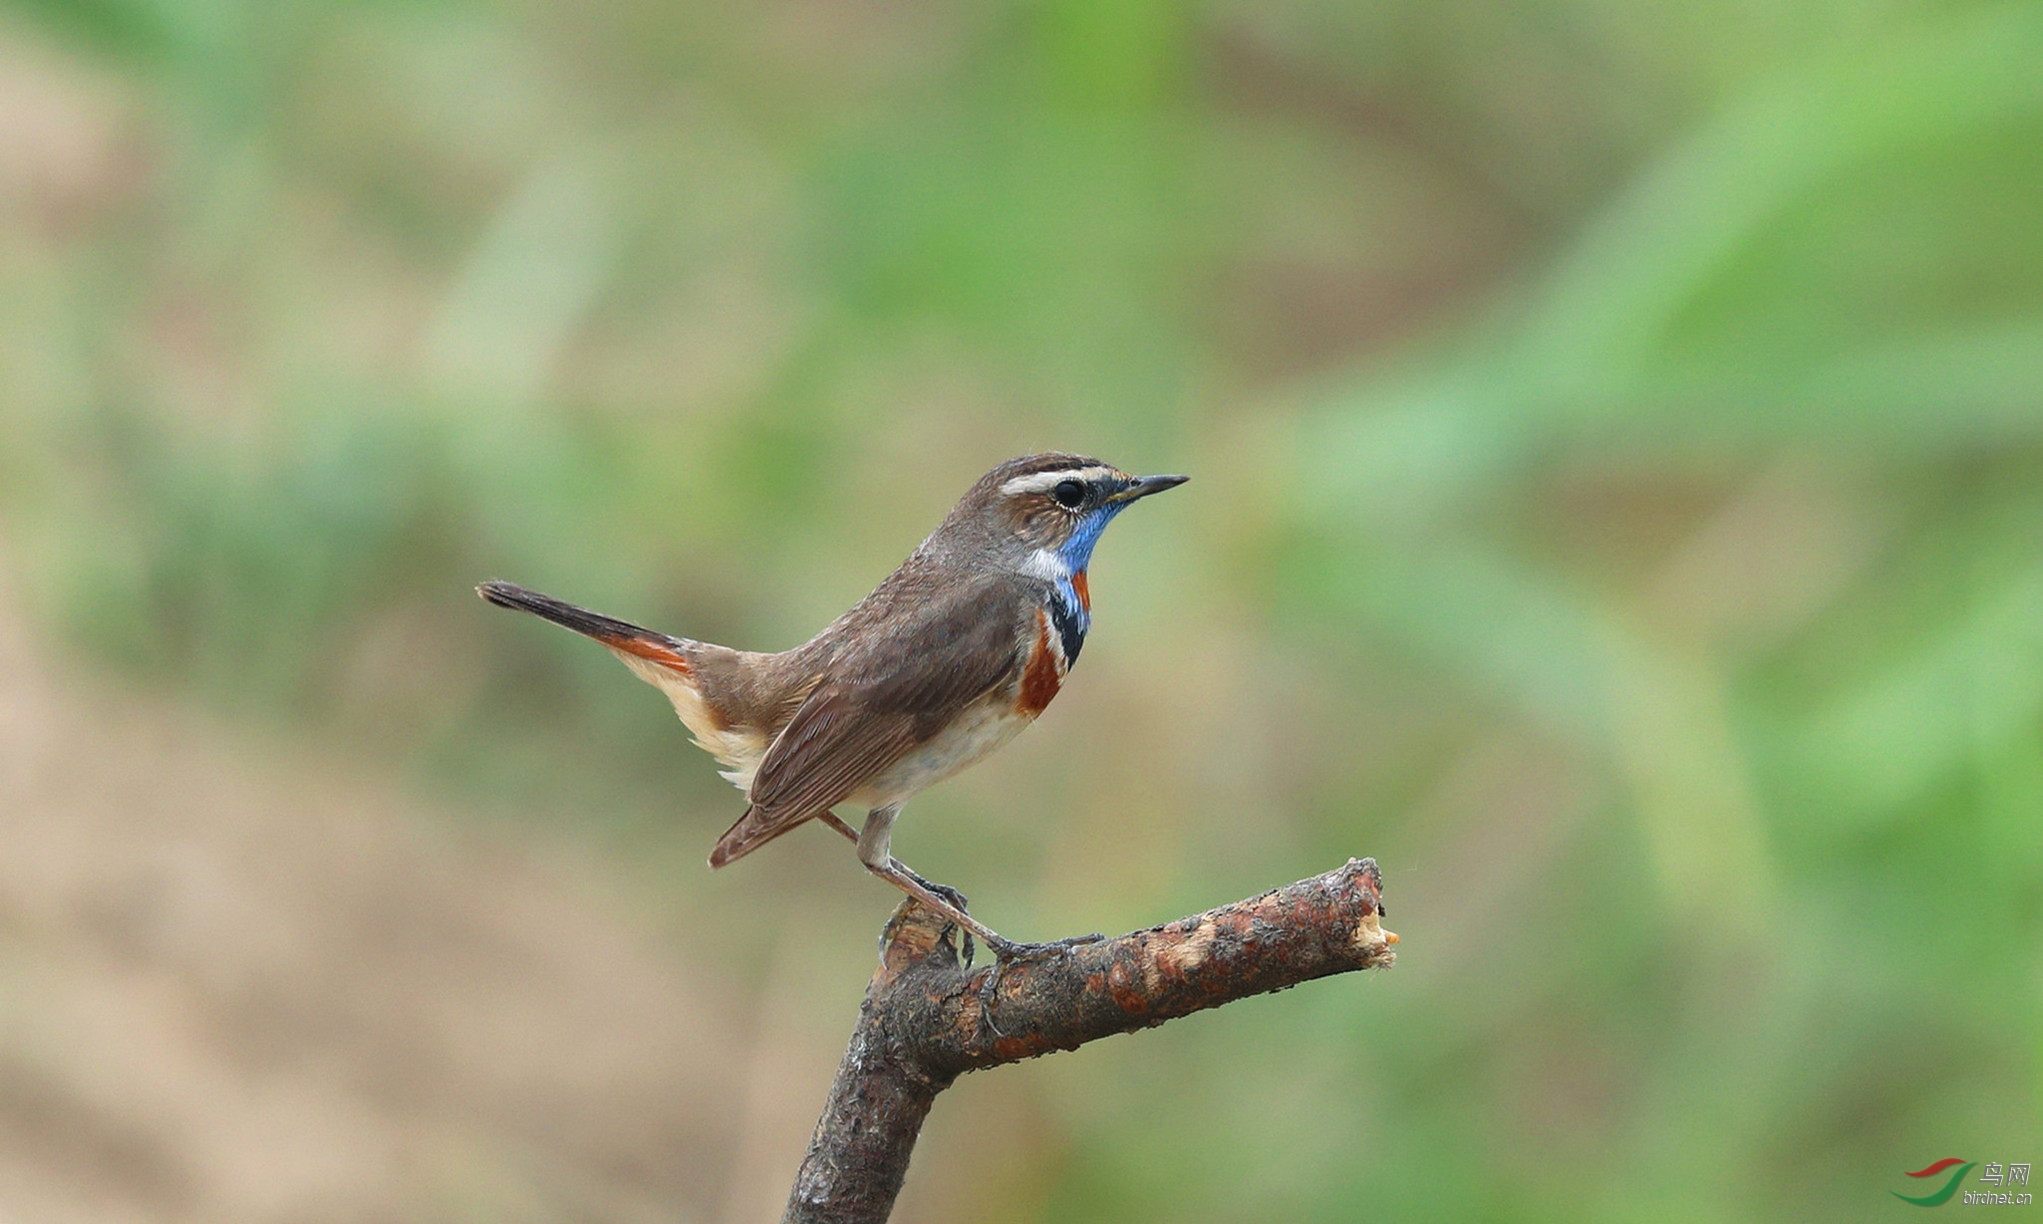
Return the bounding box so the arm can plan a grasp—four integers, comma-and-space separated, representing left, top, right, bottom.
999, 466, 1120, 496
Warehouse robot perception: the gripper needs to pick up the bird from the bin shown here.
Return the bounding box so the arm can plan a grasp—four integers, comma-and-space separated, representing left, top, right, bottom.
477, 452, 1187, 972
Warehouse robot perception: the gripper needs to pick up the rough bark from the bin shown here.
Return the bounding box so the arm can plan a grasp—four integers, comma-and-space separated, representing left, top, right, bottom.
782, 857, 1398, 1224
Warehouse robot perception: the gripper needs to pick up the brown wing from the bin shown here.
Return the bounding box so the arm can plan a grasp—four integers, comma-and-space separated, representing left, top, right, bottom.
707, 575, 1025, 868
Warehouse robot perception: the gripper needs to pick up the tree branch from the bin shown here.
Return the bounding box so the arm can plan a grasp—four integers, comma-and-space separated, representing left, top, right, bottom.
782, 857, 1398, 1224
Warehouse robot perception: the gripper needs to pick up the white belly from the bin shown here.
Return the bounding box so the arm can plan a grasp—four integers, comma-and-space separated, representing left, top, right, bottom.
852, 697, 1036, 810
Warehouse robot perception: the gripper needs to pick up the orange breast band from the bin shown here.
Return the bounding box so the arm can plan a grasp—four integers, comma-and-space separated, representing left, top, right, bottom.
1017, 609, 1062, 715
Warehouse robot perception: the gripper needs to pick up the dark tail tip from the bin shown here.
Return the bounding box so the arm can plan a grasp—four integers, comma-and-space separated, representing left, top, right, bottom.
477, 579, 522, 608
477, 580, 562, 617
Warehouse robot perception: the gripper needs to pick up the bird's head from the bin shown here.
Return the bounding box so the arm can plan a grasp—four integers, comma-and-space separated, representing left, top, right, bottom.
935, 452, 1188, 578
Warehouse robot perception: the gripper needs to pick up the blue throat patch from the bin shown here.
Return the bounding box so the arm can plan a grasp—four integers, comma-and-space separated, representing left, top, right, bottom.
1037, 502, 1135, 666
1044, 505, 1120, 665
1057, 504, 1125, 572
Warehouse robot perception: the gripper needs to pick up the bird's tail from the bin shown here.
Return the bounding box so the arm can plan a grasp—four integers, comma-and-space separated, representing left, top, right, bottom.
476, 580, 697, 674
478, 579, 780, 829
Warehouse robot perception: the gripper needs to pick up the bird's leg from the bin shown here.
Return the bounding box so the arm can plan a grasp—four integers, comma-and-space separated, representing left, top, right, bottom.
853, 810, 1103, 1036
837, 809, 980, 915
832, 810, 969, 918
832, 811, 967, 906
857, 807, 991, 966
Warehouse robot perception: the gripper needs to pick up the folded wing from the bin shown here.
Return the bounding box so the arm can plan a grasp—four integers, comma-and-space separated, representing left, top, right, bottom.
708, 576, 1023, 867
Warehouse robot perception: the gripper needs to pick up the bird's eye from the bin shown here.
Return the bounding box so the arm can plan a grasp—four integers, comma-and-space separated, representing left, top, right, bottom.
1051, 479, 1086, 509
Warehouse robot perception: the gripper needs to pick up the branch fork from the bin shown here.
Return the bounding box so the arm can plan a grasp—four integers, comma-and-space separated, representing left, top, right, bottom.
783, 857, 1397, 1223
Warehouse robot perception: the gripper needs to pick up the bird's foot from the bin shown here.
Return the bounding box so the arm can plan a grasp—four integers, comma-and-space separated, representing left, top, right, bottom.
914, 876, 970, 913
975, 932, 1106, 1038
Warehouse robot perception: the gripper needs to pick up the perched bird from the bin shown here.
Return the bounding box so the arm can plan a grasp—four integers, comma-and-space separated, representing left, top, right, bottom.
478, 452, 1186, 969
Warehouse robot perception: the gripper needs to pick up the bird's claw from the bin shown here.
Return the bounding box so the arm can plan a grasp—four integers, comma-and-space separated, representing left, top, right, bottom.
975, 933, 1106, 1038
924, 882, 975, 966
923, 880, 970, 912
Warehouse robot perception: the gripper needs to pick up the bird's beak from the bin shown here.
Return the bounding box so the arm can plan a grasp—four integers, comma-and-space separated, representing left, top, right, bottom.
1111, 473, 1190, 503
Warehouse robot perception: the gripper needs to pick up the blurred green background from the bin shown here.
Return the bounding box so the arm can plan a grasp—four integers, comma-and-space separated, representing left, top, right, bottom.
0, 0, 2039, 1220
